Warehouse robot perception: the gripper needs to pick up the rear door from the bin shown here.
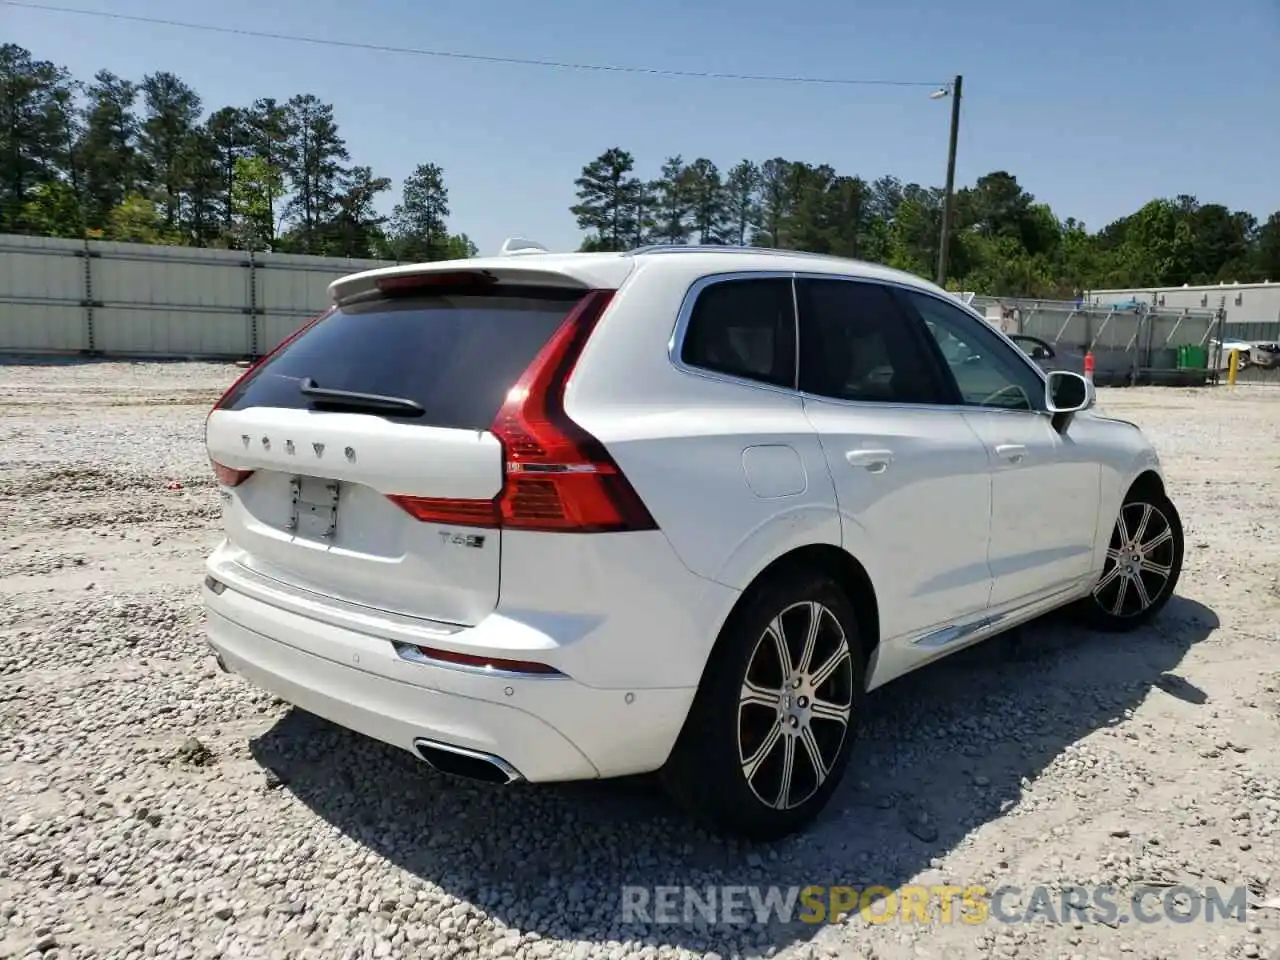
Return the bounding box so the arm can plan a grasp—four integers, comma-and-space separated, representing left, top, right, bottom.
205, 283, 589, 627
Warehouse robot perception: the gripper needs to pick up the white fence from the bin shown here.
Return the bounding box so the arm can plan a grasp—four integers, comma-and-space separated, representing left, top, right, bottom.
0, 233, 391, 358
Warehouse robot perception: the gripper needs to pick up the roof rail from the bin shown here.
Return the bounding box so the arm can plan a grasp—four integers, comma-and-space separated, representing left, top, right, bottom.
499, 237, 550, 256
623, 243, 867, 264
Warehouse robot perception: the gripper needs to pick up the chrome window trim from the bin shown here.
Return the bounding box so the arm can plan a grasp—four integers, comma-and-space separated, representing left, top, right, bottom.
666, 270, 802, 396
666, 268, 1057, 420
899, 287, 1050, 381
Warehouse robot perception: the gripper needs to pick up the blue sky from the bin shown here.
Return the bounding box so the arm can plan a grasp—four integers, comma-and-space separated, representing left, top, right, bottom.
5, 0, 1278, 256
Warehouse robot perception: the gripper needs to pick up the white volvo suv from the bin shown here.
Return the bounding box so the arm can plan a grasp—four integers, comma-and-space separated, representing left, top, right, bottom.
202, 243, 1183, 840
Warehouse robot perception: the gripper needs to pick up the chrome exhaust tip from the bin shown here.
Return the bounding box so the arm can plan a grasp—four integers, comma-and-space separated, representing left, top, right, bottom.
413, 738, 523, 785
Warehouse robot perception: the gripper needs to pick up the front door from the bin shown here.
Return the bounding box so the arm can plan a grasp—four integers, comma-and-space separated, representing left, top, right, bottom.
901, 289, 1102, 609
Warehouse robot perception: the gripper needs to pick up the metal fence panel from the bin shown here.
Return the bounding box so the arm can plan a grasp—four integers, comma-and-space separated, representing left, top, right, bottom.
972, 296, 1223, 384
0, 233, 394, 358
256, 252, 385, 355
91, 306, 251, 356
0, 235, 89, 351
1224, 321, 1280, 342
89, 242, 254, 356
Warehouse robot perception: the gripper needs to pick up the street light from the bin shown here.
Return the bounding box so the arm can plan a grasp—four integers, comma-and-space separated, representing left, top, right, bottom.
932, 74, 963, 287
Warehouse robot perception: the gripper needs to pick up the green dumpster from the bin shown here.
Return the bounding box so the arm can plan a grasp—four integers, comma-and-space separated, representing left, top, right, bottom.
1178, 345, 1207, 369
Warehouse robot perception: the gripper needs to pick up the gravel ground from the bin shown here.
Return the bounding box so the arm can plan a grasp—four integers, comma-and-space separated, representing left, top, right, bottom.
1, 358, 1278, 960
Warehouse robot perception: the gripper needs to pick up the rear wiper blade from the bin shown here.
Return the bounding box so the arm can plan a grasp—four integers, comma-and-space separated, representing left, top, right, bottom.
297, 377, 424, 416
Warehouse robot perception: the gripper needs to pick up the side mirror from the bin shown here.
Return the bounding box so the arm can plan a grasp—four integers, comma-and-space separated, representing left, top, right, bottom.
1045, 370, 1091, 413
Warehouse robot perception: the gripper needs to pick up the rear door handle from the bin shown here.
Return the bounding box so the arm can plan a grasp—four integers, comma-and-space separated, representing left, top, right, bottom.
995, 443, 1027, 463
846, 448, 893, 472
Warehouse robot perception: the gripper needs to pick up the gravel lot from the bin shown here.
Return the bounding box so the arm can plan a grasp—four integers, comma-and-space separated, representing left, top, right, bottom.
1, 359, 1278, 960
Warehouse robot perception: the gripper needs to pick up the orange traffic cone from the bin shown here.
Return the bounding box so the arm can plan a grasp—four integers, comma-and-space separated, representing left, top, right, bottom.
1084, 351, 1095, 384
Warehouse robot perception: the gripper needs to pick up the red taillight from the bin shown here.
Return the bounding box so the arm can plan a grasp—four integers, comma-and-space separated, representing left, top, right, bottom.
211, 460, 253, 487
388, 288, 658, 534
386, 495, 500, 526
492, 289, 656, 532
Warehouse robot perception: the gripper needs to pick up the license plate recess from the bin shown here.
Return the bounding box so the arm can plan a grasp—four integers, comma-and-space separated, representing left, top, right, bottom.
288, 475, 340, 540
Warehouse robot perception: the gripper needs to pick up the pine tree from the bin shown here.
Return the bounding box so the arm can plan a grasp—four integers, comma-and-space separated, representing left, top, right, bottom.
205, 107, 250, 236
325, 165, 390, 257
179, 125, 221, 245
280, 94, 349, 253
388, 162, 450, 261
570, 147, 640, 251
246, 98, 290, 243
137, 71, 202, 228
755, 158, 793, 248
724, 160, 761, 247
0, 44, 79, 232
685, 158, 728, 244
78, 70, 139, 231
652, 155, 693, 245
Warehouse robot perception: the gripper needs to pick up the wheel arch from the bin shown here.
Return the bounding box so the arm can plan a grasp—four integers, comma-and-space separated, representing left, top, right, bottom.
1126, 468, 1166, 502
710, 543, 881, 671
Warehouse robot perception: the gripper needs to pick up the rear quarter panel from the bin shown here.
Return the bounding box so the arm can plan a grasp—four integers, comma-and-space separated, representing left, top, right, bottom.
564, 260, 843, 591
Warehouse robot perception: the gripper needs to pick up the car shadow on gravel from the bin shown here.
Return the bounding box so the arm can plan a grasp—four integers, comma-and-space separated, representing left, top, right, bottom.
248, 595, 1218, 957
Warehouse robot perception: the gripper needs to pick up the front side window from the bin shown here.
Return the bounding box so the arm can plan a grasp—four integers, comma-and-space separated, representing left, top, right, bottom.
796, 278, 947, 405
680, 277, 797, 388
904, 291, 1046, 412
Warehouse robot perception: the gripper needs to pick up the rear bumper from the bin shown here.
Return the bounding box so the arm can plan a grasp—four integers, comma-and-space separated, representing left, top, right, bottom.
202, 579, 699, 782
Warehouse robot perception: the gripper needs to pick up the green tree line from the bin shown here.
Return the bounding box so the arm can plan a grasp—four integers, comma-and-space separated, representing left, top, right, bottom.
0, 43, 475, 260
571, 148, 1280, 298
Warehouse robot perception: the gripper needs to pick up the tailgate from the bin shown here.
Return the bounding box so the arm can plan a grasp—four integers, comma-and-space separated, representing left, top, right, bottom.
207, 284, 591, 627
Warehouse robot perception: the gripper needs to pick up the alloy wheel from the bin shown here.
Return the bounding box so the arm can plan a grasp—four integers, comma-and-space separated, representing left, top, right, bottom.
737, 601, 855, 810
1093, 501, 1176, 618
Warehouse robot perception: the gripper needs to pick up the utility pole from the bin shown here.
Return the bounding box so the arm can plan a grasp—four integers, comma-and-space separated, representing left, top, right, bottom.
935, 74, 963, 287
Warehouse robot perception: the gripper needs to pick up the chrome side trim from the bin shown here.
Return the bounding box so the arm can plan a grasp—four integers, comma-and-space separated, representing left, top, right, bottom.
913, 612, 1007, 648
910, 579, 1091, 648
392, 641, 569, 681
413, 738, 525, 784
794, 388, 1056, 421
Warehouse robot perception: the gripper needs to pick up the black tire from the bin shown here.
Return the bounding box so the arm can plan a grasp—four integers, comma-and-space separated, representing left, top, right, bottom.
1076, 486, 1184, 632
661, 570, 866, 841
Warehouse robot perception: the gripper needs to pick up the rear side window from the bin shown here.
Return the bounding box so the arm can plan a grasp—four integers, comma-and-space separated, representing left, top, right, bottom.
680, 277, 797, 388
222, 287, 584, 431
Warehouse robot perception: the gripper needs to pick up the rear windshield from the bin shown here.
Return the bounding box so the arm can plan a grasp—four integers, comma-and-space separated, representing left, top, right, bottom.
222, 287, 585, 430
